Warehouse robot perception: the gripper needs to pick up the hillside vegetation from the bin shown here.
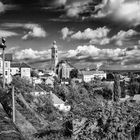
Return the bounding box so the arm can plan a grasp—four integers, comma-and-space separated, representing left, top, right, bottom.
0, 75, 140, 140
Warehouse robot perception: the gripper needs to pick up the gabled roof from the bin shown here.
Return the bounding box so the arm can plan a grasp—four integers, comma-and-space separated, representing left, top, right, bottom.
21, 63, 31, 68
0, 53, 13, 61
57, 60, 75, 69
50, 92, 65, 104
41, 73, 51, 77
11, 62, 31, 68
11, 63, 20, 68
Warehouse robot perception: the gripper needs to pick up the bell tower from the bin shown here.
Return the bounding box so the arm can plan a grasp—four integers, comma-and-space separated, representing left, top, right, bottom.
51, 41, 58, 72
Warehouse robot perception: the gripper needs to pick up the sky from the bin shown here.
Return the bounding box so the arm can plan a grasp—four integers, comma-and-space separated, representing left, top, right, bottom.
0, 0, 140, 69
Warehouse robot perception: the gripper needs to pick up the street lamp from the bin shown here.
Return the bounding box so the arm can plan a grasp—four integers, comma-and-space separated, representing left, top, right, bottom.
0, 37, 6, 89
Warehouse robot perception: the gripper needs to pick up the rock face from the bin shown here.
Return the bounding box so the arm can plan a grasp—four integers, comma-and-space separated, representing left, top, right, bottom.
0, 104, 25, 140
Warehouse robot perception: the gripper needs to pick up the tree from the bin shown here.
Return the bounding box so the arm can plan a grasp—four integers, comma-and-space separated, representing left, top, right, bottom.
11, 76, 34, 94
129, 76, 140, 97
70, 69, 78, 79
113, 74, 121, 102
120, 80, 126, 98
31, 70, 39, 78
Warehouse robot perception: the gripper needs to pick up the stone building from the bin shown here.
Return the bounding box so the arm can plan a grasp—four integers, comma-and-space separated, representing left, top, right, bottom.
56, 60, 74, 80
0, 53, 12, 84
51, 41, 58, 72
11, 62, 31, 79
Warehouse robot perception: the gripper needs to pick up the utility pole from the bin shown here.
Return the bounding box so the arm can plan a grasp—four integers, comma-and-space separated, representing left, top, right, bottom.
12, 86, 15, 123
0, 37, 6, 89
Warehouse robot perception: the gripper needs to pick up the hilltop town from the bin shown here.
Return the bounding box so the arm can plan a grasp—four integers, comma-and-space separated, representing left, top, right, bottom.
0, 40, 140, 140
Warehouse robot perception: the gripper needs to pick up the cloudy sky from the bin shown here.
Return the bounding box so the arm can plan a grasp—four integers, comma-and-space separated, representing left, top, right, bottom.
0, 0, 140, 69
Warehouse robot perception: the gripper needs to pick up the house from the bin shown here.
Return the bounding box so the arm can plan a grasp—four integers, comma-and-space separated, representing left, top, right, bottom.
133, 94, 140, 103
30, 90, 71, 112
0, 53, 12, 84
32, 77, 42, 85
20, 63, 31, 79
50, 91, 71, 112
40, 73, 54, 87
82, 70, 106, 83
11, 62, 31, 79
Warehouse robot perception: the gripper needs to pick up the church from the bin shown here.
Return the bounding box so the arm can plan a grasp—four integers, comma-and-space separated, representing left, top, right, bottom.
50, 41, 74, 80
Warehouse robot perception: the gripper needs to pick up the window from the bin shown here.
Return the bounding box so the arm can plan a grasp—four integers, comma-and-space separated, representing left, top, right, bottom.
5, 71, 8, 76
5, 62, 8, 68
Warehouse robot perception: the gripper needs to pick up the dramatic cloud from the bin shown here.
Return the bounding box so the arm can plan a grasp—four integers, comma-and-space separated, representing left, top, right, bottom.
64, 0, 92, 18
2, 23, 47, 40
114, 1, 140, 26
0, 30, 18, 38
94, 0, 140, 26
61, 27, 73, 40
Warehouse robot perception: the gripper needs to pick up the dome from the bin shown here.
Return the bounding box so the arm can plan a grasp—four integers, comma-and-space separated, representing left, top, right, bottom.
52, 40, 58, 49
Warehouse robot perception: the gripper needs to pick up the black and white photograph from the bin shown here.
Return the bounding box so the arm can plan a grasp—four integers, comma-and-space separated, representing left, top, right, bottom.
0, 0, 140, 139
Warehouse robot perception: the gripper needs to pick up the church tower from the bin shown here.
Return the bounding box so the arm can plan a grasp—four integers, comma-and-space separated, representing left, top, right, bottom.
51, 41, 58, 72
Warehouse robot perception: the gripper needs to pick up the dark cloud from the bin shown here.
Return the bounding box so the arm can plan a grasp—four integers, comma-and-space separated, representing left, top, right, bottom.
0, 0, 53, 8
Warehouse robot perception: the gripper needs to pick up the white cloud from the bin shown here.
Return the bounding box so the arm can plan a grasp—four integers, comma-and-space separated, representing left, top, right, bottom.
68, 27, 137, 46
0, 2, 18, 13
66, 44, 140, 66
71, 27, 110, 40
12, 44, 140, 67
112, 29, 138, 40
14, 48, 51, 60
93, 0, 125, 18
2, 23, 47, 40
67, 44, 125, 60
90, 29, 138, 46
54, 0, 67, 6
0, 30, 18, 38
61, 27, 73, 40
138, 40, 140, 45
0, 2, 5, 13
65, 0, 91, 17
94, 0, 140, 26
22, 24, 47, 40
115, 1, 140, 26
